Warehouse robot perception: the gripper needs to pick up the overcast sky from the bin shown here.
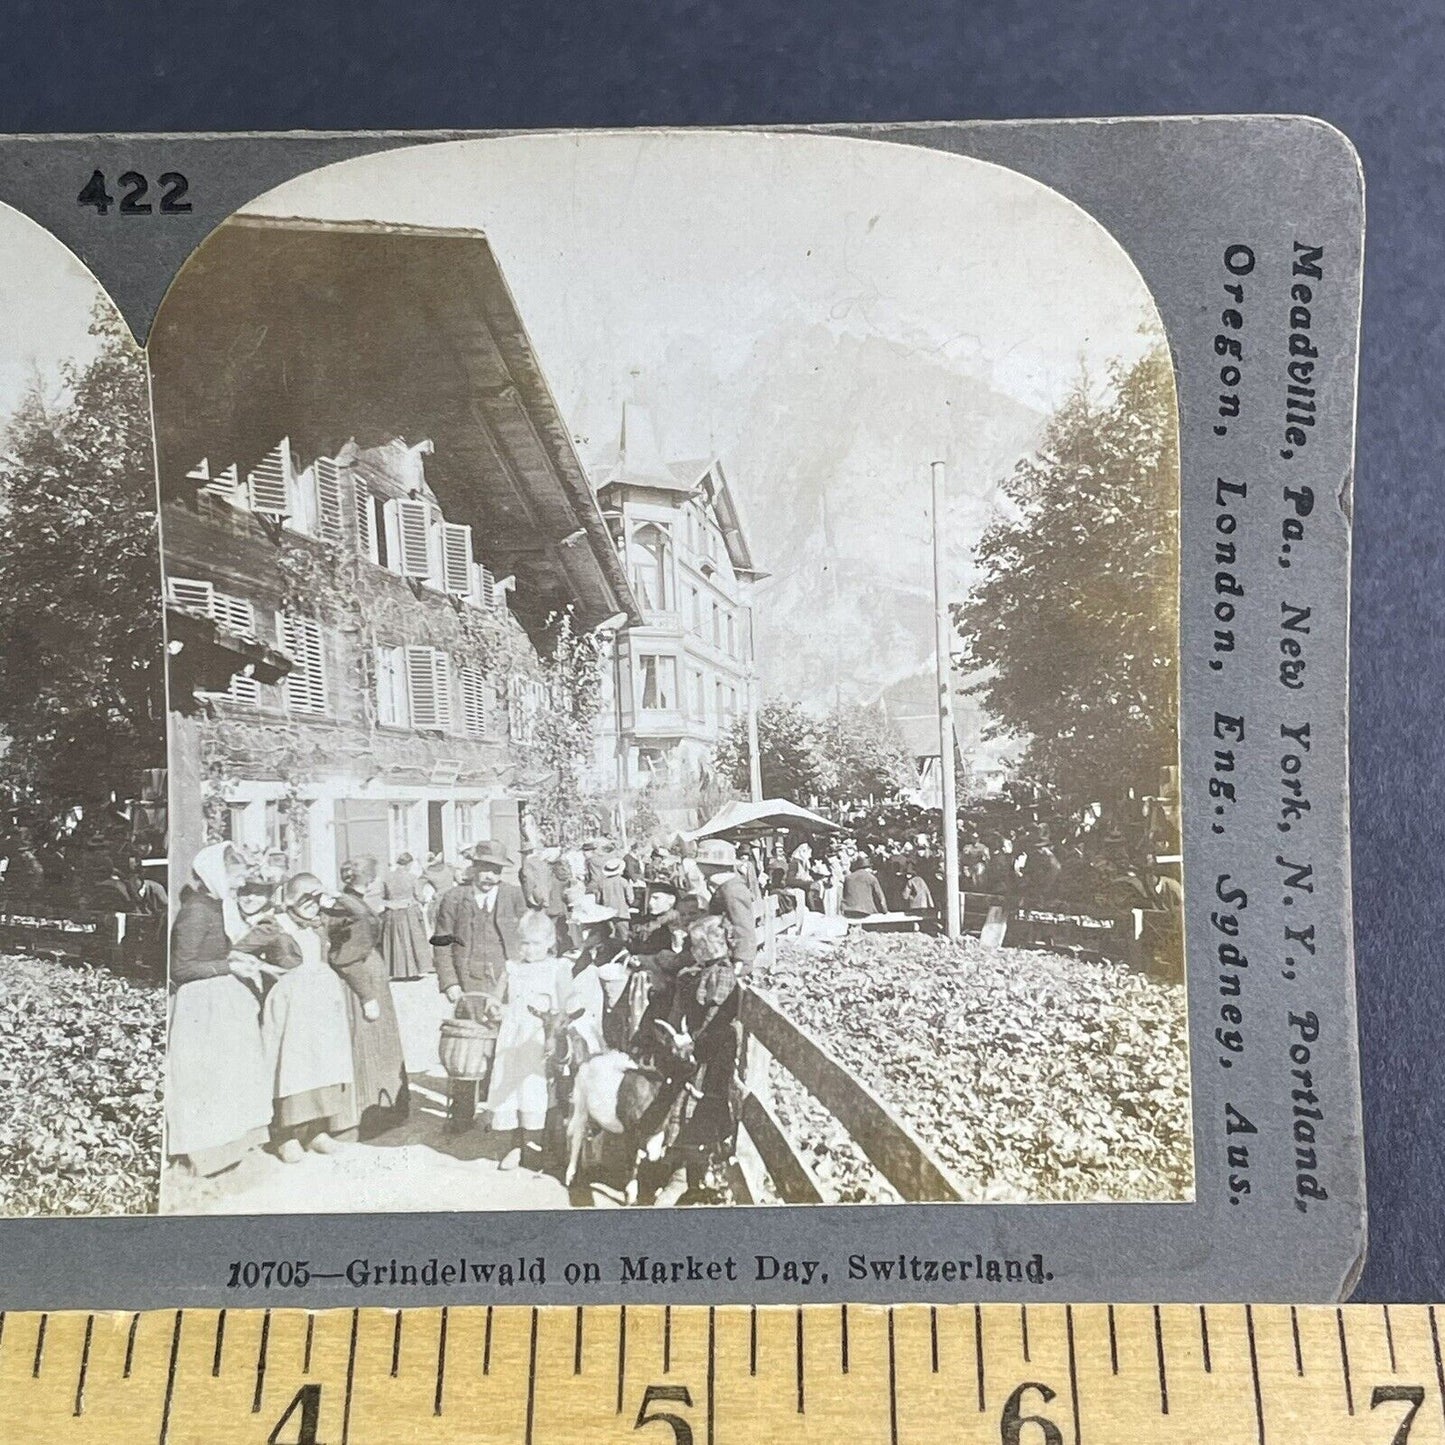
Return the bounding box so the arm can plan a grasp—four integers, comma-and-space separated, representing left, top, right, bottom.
244, 131, 1160, 469
0, 202, 108, 424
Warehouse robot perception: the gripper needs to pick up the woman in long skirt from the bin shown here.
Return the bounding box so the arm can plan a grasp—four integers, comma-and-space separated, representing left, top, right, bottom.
165, 843, 273, 1176
250, 873, 356, 1160
380, 853, 431, 981
327, 856, 410, 1139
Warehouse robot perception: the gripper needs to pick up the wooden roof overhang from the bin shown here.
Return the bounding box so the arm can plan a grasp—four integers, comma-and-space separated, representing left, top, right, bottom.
149, 215, 642, 645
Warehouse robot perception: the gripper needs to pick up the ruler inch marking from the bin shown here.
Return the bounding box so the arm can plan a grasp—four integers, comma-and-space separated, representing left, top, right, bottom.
617, 1304, 627, 1414
1021, 1303, 1031, 1362
73, 1313, 94, 1418
930, 1304, 939, 1374
211, 1308, 226, 1377
31, 1312, 47, 1378
157, 1309, 183, 1445
707, 1306, 716, 1445
1107, 1303, 1119, 1375
796, 1306, 805, 1413
340, 1308, 359, 1445
391, 1308, 402, 1377
1430, 1306, 1445, 1427
841, 1302, 849, 1373
483, 1304, 493, 1375
1153, 1303, 1169, 1415
434, 1306, 449, 1416
524, 1307, 538, 1445
1336, 1306, 1354, 1415
664, 1303, 672, 1374
1383, 1303, 1397, 1373
974, 1303, 986, 1411
124, 1313, 140, 1378
887, 1307, 898, 1445
1245, 1304, 1266, 1445
574, 1305, 583, 1375
303, 1312, 314, 1374
1066, 1304, 1082, 1445
251, 1308, 271, 1413
749, 1305, 757, 1377
1290, 1304, 1304, 1375
1199, 1304, 1212, 1373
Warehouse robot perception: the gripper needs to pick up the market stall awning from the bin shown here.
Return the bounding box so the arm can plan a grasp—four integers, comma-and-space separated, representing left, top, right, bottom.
685, 798, 841, 842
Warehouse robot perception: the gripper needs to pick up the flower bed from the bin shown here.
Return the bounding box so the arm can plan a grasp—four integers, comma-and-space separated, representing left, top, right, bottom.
0, 953, 165, 1216
752, 931, 1193, 1204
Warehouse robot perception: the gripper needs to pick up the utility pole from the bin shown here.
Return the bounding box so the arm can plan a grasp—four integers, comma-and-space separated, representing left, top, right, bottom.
746, 602, 763, 802
931, 460, 961, 940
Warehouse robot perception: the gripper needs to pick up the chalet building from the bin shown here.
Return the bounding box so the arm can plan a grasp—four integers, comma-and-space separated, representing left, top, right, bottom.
152, 216, 642, 886
590, 404, 765, 798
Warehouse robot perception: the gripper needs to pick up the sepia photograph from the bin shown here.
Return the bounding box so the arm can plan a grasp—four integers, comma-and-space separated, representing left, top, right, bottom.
0, 204, 168, 1218
149, 131, 1190, 1214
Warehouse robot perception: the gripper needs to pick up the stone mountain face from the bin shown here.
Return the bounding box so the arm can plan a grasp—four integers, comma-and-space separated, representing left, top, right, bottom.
718, 324, 1045, 713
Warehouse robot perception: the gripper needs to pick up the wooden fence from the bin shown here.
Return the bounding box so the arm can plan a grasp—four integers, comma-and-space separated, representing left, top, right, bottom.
728, 985, 967, 1205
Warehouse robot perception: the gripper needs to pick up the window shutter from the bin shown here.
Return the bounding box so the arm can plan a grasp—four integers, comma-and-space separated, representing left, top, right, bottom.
247, 440, 292, 516
405, 646, 453, 730
475, 564, 496, 608
213, 595, 260, 706
375, 645, 407, 726
312, 456, 347, 547
279, 614, 327, 715
460, 665, 487, 738
385, 498, 433, 578
354, 482, 379, 562
438, 521, 474, 596
167, 577, 214, 614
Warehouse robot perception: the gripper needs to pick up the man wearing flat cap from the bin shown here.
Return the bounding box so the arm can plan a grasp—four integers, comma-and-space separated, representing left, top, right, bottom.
432, 839, 528, 1008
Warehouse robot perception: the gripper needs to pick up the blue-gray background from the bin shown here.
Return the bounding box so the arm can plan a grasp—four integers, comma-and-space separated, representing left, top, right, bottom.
0, 0, 1433, 1303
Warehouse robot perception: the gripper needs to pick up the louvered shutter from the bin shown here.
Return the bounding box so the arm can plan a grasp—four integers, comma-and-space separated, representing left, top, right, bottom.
405, 646, 453, 731
438, 522, 473, 596
475, 564, 496, 608
460, 665, 487, 738
312, 456, 347, 547
167, 577, 214, 614
207, 464, 239, 503
375, 646, 407, 726
279, 615, 327, 715
385, 498, 433, 578
354, 482, 379, 562
247, 441, 292, 516
214, 594, 260, 706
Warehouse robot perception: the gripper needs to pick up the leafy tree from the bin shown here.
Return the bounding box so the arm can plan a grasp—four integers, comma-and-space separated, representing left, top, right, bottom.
714, 700, 824, 803
714, 698, 914, 809
815, 702, 916, 806
953, 345, 1178, 817
529, 610, 608, 844
0, 305, 164, 832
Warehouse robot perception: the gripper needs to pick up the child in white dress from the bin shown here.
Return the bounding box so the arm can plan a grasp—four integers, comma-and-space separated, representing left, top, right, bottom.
485, 909, 574, 1172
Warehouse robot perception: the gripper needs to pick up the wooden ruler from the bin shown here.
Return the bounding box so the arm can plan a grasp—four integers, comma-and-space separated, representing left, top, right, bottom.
0, 1303, 1440, 1443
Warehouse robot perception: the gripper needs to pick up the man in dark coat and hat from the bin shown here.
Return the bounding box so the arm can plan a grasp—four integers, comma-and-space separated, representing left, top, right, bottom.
432, 840, 528, 1008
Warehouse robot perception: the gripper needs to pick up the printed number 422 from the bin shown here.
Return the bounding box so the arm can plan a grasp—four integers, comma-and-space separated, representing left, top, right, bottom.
77, 170, 190, 215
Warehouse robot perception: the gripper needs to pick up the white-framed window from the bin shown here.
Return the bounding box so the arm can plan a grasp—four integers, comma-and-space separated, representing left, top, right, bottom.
436, 521, 474, 597
690, 669, 706, 721
508, 677, 546, 744
354, 481, 380, 563
278, 613, 327, 715
712, 600, 722, 648
726, 610, 737, 657
167, 576, 215, 614
638, 654, 678, 711
309, 455, 348, 548
405, 645, 453, 731
383, 497, 434, 580
460, 664, 487, 739
375, 644, 408, 727
247, 440, 293, 517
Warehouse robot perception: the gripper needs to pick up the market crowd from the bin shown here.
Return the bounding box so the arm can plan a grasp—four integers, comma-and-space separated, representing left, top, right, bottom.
164, 832, 764, 1204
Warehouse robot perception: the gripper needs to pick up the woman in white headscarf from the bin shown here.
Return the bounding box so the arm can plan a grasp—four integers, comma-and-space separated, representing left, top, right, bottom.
164, 842, 275, 1177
